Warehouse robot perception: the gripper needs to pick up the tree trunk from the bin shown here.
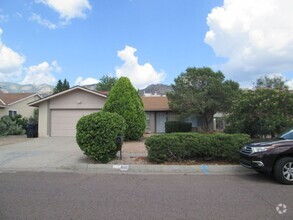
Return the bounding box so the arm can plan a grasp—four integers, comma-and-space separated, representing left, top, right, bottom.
203, 113, 214, 133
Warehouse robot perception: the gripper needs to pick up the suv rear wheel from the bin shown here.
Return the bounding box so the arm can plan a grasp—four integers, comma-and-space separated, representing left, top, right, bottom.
274, 157, 293, 185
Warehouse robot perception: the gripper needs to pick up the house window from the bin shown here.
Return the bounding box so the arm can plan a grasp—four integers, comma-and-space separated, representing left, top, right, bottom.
184, 115, 197, 128
146, 112, 151, 131
9, 110, 17, 118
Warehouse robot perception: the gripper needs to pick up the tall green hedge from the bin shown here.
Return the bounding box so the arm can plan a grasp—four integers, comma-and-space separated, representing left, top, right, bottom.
103, 77, 146, 140
145, 133, 250, 163
76, 111, 126, 163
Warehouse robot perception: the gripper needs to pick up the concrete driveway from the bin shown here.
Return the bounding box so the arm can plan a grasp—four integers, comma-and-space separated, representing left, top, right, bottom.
0, 137, 88, 172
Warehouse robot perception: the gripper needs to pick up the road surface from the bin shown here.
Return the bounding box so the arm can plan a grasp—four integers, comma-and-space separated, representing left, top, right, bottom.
0, 172, 292, 219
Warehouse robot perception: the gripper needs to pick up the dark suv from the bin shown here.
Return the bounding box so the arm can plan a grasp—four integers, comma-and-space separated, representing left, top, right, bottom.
240, 129, 293, 184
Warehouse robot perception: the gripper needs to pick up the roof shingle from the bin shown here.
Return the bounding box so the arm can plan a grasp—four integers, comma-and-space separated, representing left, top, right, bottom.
141, 96, 170, 111
0, 93, 35, 105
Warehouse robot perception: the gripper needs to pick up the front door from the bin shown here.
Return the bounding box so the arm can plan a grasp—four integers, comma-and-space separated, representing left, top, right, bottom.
156, 112, 167, 133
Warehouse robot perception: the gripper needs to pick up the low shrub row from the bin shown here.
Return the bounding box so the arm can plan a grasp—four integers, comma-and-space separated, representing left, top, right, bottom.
165, 121, 192, 133
145, 133, 250, 163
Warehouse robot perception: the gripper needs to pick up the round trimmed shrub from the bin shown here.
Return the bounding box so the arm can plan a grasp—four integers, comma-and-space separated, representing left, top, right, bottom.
76, 111, 126, 163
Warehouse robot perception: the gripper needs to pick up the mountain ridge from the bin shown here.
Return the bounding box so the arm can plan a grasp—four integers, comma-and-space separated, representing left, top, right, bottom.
0, 82, 173, 96
0, 82, 53, 94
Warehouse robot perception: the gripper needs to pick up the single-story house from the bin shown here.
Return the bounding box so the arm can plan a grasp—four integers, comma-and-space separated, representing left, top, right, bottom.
29, 86, 209, 137
29, 86, 107, 137
0, 92, 40, 118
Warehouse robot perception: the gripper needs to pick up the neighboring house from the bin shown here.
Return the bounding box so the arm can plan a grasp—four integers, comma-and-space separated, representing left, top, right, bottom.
0, 92, 40, 118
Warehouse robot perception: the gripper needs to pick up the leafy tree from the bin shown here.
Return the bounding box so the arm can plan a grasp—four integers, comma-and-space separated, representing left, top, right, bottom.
225, 89, 293, 138
103, 77, 146, 140
96, 75, 118, 91
167, 67, 240, 132
53, 79, 70, 94
255, 75, 288, 90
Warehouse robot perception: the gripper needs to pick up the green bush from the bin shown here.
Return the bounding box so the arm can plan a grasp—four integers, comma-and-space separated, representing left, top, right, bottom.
11, 114, 29, 131
145, 133, 250, 163
103, 77, 146, 140
76, 111, 126, 163
0, 116, 26, 136
165, 121, 192, 133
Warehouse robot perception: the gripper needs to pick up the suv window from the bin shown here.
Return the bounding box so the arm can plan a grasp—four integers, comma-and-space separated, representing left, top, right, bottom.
280, 130, 293, 139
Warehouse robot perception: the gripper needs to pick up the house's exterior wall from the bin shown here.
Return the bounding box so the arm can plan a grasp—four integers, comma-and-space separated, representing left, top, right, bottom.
145, 111, 202, 134
49, 90, 105, 109
38, 102, 49, 137
145, 112, 156, 133
38, 90, 106, 137
0, 95, 39, 118
145, 111, 178, 133
0, 108, 6, 117
167, 112, 180, 121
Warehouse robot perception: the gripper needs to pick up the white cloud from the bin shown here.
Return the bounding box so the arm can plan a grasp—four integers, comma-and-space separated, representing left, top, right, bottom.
286, 80, 293, 89
115, 45, 165, 89
0, 28, 25, 82
205, 0, 293, 85
20, 61, 61, 85
75, 77, 99, 86
37, 0, 92, 21
29, 13, 57, 29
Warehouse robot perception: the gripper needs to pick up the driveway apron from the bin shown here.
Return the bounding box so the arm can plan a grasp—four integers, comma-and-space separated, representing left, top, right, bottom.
0, 137, 85, 171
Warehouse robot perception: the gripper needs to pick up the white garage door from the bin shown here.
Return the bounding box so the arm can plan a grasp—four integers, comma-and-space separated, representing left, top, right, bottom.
51, 109, 98, 136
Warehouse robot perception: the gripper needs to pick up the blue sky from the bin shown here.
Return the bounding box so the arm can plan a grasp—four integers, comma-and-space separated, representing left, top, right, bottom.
0, 0, 293, 89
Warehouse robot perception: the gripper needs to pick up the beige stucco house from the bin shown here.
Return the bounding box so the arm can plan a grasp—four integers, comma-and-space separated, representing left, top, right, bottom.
29, 86, 107, 137
29, 86, 180, 137
0, 93, 40, 118
29, 86, 204, 137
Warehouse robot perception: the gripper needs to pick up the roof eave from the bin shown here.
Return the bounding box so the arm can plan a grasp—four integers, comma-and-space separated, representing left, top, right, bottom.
144, 109, 171, 111
9, 93, 41, 106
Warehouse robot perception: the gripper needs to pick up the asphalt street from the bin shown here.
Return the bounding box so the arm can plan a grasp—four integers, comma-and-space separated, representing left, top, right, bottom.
0, 172, 292, 220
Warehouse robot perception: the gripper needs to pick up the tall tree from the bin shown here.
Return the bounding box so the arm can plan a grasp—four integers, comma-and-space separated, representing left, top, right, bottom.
255, 75, 288, 90
103, 77, 146, 140
96, 75, 118, 91
225, 89, 293, 138
167, 67, 240, 132
53, 79, 70, 94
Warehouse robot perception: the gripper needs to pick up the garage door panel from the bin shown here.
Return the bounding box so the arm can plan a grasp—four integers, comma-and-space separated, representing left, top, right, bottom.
51, 110, 97, 136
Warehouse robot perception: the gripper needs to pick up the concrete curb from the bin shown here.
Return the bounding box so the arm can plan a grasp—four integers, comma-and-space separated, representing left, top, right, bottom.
0, 164, 256, 175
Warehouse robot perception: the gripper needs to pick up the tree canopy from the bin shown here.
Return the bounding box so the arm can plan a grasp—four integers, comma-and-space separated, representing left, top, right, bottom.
255, 75, 288, 90
53, 79, 70, 94
167, 67, 240, 132
225, 89, 293, 138
103, 77, 146, 140
96, 75, 118, 91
